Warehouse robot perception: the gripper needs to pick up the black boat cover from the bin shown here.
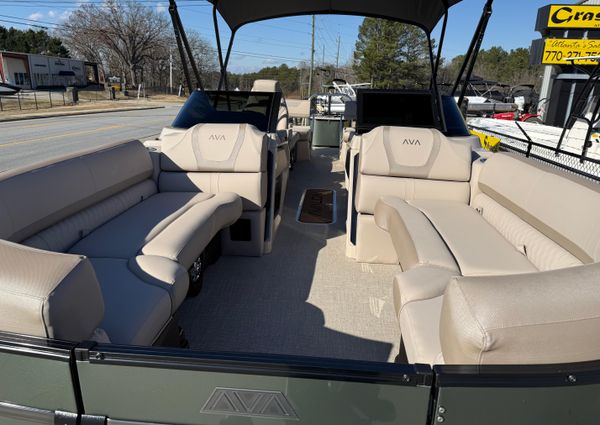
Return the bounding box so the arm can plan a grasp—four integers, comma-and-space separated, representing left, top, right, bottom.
208, 0, 462, 33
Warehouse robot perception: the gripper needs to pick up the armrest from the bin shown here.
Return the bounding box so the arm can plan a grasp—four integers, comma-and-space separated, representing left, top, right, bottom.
0, 240, 104, 341
440, 263, 600, 365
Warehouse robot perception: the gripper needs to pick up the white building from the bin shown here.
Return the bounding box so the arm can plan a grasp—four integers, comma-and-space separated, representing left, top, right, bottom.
0, 51, 99, 90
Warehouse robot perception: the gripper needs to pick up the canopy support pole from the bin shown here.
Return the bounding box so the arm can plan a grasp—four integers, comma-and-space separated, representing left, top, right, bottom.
434, 7, 448, 78
429, 36, 446, 133
169, 0, 203, 92
169, 0, 192, 94
452, 0, 494, 107
220, 34, 236, 91
213, 2, 236, 91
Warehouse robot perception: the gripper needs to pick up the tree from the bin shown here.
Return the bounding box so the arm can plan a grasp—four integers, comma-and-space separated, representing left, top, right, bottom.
60, 0, 169, 86
440, 46, 542, 89
0, 26, 69, 57
352, 18, 431, 89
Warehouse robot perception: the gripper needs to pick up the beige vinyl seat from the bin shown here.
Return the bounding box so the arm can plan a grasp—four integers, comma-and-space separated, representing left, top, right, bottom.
350, 125, 473, 264
375, 151, 600, 366
251, 79, 300, 162
159, 122, 269, 256
287, 98, 312, 162
0, 140, 242, 346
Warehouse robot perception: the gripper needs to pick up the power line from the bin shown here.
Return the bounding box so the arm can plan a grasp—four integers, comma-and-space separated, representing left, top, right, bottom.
0, 17, 49, 29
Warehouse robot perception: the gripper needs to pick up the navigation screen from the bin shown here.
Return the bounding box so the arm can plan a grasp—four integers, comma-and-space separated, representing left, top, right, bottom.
172, 90, 279, 133
356, 90, 436, 134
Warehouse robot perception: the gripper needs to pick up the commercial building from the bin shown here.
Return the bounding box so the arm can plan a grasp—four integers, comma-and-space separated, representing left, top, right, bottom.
532, 0, 600, 126
0, 50, 101, 90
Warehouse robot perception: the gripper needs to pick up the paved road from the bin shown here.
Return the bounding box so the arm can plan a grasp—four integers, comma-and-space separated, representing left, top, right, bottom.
0, 105, 181, 172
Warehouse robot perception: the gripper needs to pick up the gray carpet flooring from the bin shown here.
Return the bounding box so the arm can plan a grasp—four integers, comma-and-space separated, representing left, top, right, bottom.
178, 148, 402, 362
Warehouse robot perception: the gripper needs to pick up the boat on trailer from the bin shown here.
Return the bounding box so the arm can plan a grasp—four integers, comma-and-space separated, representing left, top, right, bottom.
1, 1, 600, 425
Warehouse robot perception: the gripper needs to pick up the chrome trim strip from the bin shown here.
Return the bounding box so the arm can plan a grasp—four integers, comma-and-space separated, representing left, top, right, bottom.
0, 401, 54, 425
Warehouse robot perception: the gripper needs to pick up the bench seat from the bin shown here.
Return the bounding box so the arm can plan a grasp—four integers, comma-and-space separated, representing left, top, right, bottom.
0, 137, 247, 347
375, 151, 600, 366
70, 192, 241, 269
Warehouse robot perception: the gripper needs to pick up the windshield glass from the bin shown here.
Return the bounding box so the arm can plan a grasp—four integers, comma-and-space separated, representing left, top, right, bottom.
171, 90, 278, 132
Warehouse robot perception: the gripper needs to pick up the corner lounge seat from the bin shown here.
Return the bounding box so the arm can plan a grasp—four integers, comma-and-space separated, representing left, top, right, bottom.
352, 125, 472, 264
375, 151, 600, 365
0, 140, 242, 346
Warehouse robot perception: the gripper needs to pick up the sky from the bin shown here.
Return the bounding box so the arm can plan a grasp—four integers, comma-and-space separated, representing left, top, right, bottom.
0, 0, 583, 72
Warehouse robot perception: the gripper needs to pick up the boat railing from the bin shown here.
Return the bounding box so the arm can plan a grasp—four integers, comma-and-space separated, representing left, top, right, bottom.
470, 123, 600, 183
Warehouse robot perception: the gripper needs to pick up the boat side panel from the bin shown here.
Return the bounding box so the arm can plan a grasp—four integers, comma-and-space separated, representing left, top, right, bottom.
434, 384, 600, 425
0, 350, 78, 411
76, 361, 432, 425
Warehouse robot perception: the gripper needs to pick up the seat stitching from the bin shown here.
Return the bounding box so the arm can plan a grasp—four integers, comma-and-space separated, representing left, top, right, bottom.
485, 314, 600, 331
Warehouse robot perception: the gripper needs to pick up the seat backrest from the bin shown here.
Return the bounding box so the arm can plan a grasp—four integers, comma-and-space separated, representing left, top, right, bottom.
355, 126, 472, 214
159, 123, 268, 211
0, 239, 104, 342
441, 262, 600, 365
287, 99, 310, 120
474, 153, 600, 268
252, 79, 288, 132
0, 141, 154, 244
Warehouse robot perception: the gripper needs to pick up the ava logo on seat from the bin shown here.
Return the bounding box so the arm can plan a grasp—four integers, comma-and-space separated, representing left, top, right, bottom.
403, 139, 421, 145
209, 134, 227, 141
202, 387, 299, 420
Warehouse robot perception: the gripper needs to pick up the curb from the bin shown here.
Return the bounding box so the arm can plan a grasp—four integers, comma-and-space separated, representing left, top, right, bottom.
0, 105, 166, 123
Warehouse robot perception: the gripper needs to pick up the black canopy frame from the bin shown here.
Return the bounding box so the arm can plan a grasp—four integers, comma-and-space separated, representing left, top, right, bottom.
170, 0, 495, 132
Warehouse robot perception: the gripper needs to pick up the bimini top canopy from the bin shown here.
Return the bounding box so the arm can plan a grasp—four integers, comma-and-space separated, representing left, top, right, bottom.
208, 0, 462, 33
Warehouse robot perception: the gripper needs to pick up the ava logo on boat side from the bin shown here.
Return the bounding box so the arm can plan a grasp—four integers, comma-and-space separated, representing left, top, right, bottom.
209, 134, 227, 141
403, 139, 421, 146
202, 388, 299, 419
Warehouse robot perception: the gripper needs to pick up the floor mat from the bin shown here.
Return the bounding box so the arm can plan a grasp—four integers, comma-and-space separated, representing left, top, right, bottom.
297, 188, 335, 224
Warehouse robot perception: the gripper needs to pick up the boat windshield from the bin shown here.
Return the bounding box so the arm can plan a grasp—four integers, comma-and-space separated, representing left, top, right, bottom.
171, 90, 280, 132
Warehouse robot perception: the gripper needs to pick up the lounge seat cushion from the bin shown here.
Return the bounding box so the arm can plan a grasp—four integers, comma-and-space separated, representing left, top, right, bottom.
128, 256, 189, 311
293, 125, 311, 141
142, 193, 241, 267
0, 240, 104, 342
158, 172, 266, 211
375, 197, 459, 273
90, 258, 172, 346
393, 266, 459, 316
71, 192, 242, 268
409, 200, 537, 276
400, 295, 444, 365
441, 263, 600, 365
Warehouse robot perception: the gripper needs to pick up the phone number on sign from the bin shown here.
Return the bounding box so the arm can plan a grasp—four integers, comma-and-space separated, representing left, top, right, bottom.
543, 50, 600, 64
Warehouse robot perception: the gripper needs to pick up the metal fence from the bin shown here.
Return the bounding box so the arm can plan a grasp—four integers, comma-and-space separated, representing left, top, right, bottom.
0, 89, 113, 112
470, 124, 600, 182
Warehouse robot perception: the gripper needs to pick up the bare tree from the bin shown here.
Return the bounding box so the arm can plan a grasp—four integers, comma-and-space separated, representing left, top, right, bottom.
60, 0, 169, 86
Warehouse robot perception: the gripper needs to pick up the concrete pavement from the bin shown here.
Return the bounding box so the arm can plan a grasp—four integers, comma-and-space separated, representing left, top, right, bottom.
0, 105, 181, 172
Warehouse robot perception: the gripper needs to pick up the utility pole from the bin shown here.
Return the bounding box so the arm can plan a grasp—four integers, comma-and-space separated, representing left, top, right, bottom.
169, 47, 173, 94
308, 15, 315, 98
335, 34, 340, 78
322, 45, 325, 66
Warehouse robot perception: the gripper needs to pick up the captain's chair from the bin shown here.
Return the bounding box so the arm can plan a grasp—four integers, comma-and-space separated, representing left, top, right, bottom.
251, 80, 300, 165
